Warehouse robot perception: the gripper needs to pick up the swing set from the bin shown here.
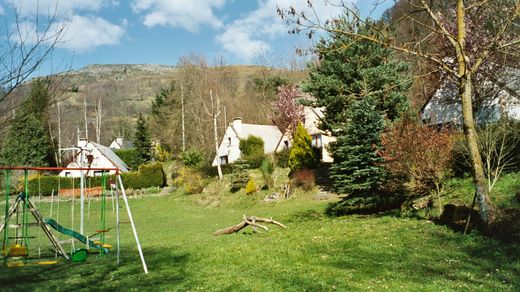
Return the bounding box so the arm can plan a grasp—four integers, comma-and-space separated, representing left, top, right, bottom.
0, 166, 148, 274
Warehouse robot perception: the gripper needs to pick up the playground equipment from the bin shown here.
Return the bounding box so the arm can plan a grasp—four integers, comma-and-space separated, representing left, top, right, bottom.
0, 166, 148, 274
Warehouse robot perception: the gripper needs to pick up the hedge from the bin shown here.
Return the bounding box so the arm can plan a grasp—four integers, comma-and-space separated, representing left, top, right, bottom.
114, 148, 139, 170
25, 162, 167, 196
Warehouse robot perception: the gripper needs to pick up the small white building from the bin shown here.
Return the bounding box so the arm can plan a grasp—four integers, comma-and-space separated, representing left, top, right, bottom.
109, 137, 134, 150
60, 139, 130, 177
212, 107, 337, 166
422, 71, 520, 126
212, 118, 290, 166
300, 106, 336, 163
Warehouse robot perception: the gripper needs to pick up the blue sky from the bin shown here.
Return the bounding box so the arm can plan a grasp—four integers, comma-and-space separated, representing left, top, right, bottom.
2, 0, 394, 74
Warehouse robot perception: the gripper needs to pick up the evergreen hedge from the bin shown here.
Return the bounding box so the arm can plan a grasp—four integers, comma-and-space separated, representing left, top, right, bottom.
25, 162, 166, 196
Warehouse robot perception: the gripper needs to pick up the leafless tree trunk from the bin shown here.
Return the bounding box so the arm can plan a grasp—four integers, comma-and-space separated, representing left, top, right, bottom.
56, 100, 62, 165
202, 90, 223, 180
181, 84, 186, 152
83, 97, 89, 141
93, 97, 103, 144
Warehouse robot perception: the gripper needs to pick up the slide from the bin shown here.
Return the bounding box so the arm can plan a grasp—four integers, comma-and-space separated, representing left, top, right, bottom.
45, 219, 109, 254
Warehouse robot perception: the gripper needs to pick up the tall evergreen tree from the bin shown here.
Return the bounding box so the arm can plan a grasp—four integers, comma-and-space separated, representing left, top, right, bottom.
302, 17, 410, 131
328, 98, 387, 215
0, 79, 54, 166
134, 113, 152, 166
0, 115, 51, 166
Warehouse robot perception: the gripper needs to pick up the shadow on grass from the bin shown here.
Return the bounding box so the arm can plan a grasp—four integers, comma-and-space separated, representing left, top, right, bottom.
0, 247, 193, 290
322, 229, 520, 289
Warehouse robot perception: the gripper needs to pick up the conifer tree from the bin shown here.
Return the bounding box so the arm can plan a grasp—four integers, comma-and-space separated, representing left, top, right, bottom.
0, 115, 50, 166
0, 79, 54, 166
134, 113, 152, 166
302, 17, 410, 131
288, 122, 317, 173
328, 97, 386, 215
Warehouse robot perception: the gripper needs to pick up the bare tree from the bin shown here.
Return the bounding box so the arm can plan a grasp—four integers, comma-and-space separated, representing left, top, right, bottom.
0, 2, 67, 104
279, 0, 520, 224
93, 97, 103, 144
202, 90, 223, 180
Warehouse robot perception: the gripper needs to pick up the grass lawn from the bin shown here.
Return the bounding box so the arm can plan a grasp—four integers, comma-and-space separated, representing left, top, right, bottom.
1, 179, 519, 290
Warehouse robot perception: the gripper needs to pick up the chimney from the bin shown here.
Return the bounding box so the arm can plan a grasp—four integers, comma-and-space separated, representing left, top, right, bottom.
232, 117, 242, 133
78, 138, 88, 148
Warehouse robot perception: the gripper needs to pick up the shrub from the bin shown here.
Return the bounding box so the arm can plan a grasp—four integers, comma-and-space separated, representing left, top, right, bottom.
380, 115, 454, 198
114, 148, 139, 170
291, 169, 315, 191
239, 135, 265, 167
275, 148, 290, 168
452, 119, 520, 191
230, 160, 250, 192
131, 162, 167, 189
180, 149, 206, 168
173, 167, 205, 194
245, 179, 257, 195
154, 143, 173, 162
260, 157, 275, 189
288, 122, 317, 173
26, 162, 166, 196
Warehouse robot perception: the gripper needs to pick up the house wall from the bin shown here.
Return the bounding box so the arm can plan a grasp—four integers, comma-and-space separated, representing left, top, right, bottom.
59, 143, 120, 177
212, 127, 242, 166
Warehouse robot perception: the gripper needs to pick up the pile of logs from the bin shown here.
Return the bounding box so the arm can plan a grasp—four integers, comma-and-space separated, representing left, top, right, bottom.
213, 215, 286, 236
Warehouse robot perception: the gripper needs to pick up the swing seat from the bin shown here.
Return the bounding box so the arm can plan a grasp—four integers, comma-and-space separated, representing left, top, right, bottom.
8, 244, 28, 257
95, 229, 110, 233
102, 244, 112, 249
37, 260, 58, 265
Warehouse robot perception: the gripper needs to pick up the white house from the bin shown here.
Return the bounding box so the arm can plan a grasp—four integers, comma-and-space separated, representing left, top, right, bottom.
109, 137, 134, 150
212, 118, 290, 166
212, 107, 337, 166
60, 139, 130, 177
300, 106, 336, 163
422, 71, 520, 126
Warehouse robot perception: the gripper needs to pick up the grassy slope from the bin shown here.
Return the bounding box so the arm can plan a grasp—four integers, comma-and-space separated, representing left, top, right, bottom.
1, 180, 519, 291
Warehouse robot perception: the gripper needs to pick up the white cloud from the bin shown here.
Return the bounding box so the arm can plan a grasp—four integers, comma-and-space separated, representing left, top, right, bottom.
0, 5, 4, 15
131, 0, 226, 32
11, 15, 125, 52
216, 0, 347, 61
6, 0, 110, 17
5, 1, 125, 52
56, 15, 125, 52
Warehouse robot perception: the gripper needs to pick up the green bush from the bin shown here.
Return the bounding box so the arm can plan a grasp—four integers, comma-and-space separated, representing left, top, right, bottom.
275, 148, 291, 168
26, 162, 166, 196
114, 148, 139, 170
173, 167, 205, 194
260, 157, 275, 189
289, 123, 317, 173
125, 162, 167, 189
230, 160, 250, 192
239, 135, 265, 167
180, 149, 206, 168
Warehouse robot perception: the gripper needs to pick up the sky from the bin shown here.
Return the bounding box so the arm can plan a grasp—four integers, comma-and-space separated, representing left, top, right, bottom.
2, 0, 395, 75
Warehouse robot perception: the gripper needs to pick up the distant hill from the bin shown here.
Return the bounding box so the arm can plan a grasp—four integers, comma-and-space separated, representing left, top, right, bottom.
1, 63, 304, 149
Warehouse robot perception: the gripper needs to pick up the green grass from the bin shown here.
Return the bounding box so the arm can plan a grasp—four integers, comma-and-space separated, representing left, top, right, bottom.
0, 175, 519, 290
442, 172, 520, 209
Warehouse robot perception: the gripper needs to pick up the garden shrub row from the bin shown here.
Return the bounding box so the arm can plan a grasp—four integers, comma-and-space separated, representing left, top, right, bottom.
25, 162, 166, 196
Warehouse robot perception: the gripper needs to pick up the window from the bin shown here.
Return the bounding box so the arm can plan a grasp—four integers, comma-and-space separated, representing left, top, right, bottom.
220, 156, 229, 165
284, 140, 289, 149
64, 172, 71, 177
228, 137, 232, 145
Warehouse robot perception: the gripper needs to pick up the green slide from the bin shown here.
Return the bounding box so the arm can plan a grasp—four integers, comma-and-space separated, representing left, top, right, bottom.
45, 219, 109, 254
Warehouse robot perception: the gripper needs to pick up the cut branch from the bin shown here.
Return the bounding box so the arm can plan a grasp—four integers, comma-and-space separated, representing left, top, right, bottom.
213, 215, 287, 236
